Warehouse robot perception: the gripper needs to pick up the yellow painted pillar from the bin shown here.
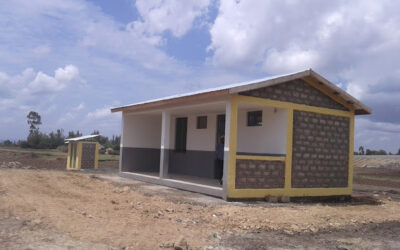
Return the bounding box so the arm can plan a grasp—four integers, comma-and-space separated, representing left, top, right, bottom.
94, 142, 99, 169
348, 114, 355, 192
66, 143, 71, 170
227, 95, 238, 197
284, 108, 294, 190
76, 142, 83, 170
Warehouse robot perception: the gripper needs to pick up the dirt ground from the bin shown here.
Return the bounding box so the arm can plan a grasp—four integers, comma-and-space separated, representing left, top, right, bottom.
1, 148, 400, 249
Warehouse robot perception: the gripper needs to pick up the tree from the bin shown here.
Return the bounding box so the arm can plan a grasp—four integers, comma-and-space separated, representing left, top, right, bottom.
67, 130, 82, 139
397, 148, 400, 155
91, 130, 109, 146
358, 146, 365, 155
27, 111, 42, 134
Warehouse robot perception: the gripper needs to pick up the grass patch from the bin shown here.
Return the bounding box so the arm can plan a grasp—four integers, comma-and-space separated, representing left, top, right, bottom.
99, 154, 119, 162
355, 174, 400, 183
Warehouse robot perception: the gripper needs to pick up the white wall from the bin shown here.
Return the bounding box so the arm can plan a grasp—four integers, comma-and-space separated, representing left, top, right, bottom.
169, 113, 220, 151
123, 114, 161, 148
237, 106, 287, 155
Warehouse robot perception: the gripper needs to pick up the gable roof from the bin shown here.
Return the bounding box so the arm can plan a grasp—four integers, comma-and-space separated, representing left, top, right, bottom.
111, 69, 371, 115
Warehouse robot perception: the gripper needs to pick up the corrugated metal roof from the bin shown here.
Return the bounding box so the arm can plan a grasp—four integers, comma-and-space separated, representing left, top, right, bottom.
111, 70, 304, 111
110, 69, 371, 115
65, 134, 100, 142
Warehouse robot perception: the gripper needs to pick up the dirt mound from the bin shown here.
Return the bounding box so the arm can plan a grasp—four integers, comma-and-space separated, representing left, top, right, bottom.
1, 169, 400, 249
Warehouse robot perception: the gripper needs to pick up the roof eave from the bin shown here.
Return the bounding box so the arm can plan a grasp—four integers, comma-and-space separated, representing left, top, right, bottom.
111, 89, 229, 113
308, 70, 372, 115
229, 69, 312, 94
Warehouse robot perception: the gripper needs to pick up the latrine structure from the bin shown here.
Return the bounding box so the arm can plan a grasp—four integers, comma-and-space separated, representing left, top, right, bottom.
66, 135, 99, 170
111, 69, 371, 200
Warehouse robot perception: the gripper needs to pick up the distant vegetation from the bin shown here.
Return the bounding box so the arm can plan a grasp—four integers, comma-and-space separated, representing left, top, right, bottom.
354, 146, 400, 156
0, 111, 120, 154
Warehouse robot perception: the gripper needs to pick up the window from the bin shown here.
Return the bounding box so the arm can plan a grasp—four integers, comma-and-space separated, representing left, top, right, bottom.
175, 117, 187, 152
196, 116, 207, 129
247, 111, 262, 126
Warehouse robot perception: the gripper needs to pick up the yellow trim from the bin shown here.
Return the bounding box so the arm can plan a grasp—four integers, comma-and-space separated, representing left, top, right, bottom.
76, 142, 82, 170
228, 187, 352, 199
66, 143, 72, 170
226, 94, 354, 199
348, 113, 355, 191
66, 141, 99, 170
302, 76, 354, 111
236, 155, 285, 161
284, 108, 293, 189
235, 94, 352, 117
94, 142, 99, 169
227, 95, 238, 197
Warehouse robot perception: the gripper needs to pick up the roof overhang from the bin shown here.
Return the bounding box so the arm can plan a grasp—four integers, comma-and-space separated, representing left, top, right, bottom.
65, 134, 100, 143
111, 69, 371, 115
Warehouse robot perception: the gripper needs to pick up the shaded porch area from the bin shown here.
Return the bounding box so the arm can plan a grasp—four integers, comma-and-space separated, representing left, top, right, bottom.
120, 99, 228, 197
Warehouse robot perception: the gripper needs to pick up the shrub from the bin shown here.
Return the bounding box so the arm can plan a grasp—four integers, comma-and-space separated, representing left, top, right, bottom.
57, 145, 68, 153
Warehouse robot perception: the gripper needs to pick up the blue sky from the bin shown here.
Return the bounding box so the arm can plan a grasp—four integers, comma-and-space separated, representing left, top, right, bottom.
1, 0, 400, 152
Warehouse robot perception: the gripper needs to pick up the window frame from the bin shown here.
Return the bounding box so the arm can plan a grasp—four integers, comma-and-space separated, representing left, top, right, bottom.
247, 110, 263, 127
196, 115, 207, 129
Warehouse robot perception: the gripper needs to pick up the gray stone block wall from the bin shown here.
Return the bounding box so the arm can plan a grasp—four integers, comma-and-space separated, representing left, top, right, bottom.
291, 111, 349, 188
81, 143, 96, 169
235, 159, 285, 189
240, 79, 348, 111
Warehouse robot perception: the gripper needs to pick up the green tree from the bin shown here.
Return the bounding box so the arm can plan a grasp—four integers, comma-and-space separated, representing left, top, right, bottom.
358, 146, 365, 155
91, 130, 109, 146
67, 130, 82, 139
27, 111, 42, 134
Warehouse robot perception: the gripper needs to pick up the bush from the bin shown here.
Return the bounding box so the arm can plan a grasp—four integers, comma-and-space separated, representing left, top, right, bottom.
106, 147, 120, 155
19, 141, 29, 148
57, 145, 68, 153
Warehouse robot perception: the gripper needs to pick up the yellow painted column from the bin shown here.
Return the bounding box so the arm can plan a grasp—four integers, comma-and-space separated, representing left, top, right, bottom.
76, 142, 83, 170
227, 95, 238, 197
66, 143, 71, 170
94, 142, 99, 169
348, 114, 355, 192
284, 108, 294, 190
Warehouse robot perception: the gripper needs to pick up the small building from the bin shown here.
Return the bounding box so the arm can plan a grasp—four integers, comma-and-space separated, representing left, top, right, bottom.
111, 69, 371, 200
66, 135, 99, 170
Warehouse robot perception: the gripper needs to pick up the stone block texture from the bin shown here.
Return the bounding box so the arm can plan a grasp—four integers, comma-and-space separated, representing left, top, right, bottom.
235, 159, 285, 189
240, 79, 348, 111
81, 143, 96, 169
291, 111, 349, 188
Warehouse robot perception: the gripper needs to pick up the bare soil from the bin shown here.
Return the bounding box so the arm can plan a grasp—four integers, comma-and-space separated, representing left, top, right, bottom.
1, 149, 400, 249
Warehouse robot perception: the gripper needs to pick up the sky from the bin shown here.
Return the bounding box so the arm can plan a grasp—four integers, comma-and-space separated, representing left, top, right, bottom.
0, 0, 399, 152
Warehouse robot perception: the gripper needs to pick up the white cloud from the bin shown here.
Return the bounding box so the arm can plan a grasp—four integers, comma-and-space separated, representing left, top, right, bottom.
355, 118, 400, 153
25, 65, 81, 94
32, 45, 51, 56
208, 0, 400, 122
0, 65, 82, 110
129, 0, 211, 45
86, 107, 113, 120
263, 46, 319, 74
75, 103, 85, 111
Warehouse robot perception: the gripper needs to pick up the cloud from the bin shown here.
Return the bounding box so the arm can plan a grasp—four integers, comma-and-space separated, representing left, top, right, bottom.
0, 65, 82, 111
208, 0, 400, 126
128, 0, 211, 45
263, 46, 319, 74
86, 107, 114, 120
75, 103, 85, 111
355, 118, 400, 153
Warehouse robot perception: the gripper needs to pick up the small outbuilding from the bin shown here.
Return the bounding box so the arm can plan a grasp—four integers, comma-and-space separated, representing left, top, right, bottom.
66, 135, 99, 170
111, 69, 371, 200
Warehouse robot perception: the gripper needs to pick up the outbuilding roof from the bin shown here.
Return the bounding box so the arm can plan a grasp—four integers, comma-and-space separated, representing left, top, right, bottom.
65, 134, 100, 142
111, 69, 371, 115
